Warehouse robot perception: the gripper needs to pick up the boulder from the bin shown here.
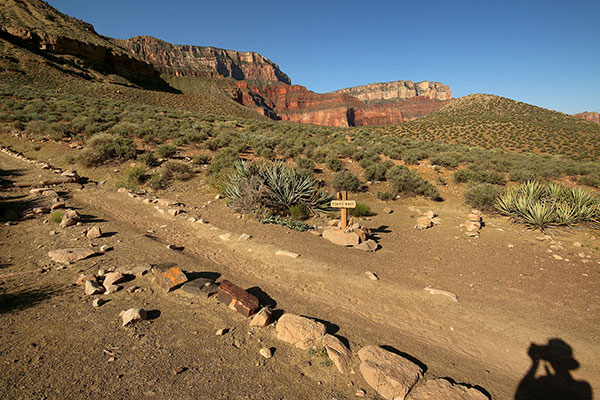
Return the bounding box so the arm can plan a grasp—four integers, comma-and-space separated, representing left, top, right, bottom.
48, 248, 95, 264
407, 378, 488, 400
463, 221, 481, 232
322, 334, 352, 373
103, 272, 125, 288
357, 345, 423, 400
59, 209, 80, 228
415, 217, 432, 230
217, 280, 259, 317
153, 265, 188, 292
355, 239, 378, 252
85, 280, 104, 295
323, 228, 360, 246
86, 226, 102, 239
276, 314, 326, 349
250, 307, 272, 327
259, 347, 273, 359
120, 308, 147, 327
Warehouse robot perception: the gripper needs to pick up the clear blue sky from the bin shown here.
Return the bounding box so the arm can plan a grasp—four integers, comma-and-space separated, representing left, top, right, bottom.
47, 0, 599, 114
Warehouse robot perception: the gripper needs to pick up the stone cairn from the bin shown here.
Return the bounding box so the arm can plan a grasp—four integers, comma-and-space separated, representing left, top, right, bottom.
461, 209, 483, 238
322, 217, 378, 251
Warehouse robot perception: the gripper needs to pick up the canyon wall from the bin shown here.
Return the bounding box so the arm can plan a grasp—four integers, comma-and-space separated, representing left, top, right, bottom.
574, 111, 600, 124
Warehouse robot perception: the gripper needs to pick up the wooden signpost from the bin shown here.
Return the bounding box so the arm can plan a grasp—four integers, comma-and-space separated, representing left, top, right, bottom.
330, 191, 356, 230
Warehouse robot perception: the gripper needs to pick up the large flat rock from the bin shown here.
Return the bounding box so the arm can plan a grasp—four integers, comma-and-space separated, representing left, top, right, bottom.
407, 378, 489, 400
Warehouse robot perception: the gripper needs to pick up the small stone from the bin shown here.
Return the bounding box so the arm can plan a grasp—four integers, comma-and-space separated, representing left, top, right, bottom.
167, 208, 182, 216
382, 207, 393, 214
219, 233, 231, 241
59, 209, 80, 228
463, 220, 481, 232
131, 265, 150, 277
100, 245, 112, 253
117, 187, 128, 193
215, 194, 223, 200
103, 272, 125, 287
508, 244, 514, 248
85, 280, 104, 295
430, 217, 442, 225
553, 254, 563, 260
104, 284, 121, 294
259, 347, 273, 359
365, 271, 379, 280
127, 286, 139, 293
355, 389, 366, 397
92, 298, 104, 307
75, 274, 94, 286
181, 279, 219, 298
238, 233, 252, 241
48, 248, 95, 264
33, 207, 50, 214
216, 328, 228, 336
157, 198, 177, 207
250, 307, 272, 327
275, 250, 300, 258
424, 210, 436, 219
573, 241, 583, 247
467, 213, 482, 222
120, 308, 147, 327
310, 230, 322, 237
424, 287, 458, 302
50, 202, 65, 211
86, 226, 102, 239
97, 269, 105, 277
49, 230, 57, 236
415, 216, 432, 230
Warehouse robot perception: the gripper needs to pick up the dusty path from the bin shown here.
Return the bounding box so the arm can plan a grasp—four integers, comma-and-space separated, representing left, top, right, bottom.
1, 149, 599, 399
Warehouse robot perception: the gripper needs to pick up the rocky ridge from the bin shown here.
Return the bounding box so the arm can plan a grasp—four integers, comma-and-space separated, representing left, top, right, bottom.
331, 80, 452, 103
121, 35, 291, 83
574, 111, 600, 124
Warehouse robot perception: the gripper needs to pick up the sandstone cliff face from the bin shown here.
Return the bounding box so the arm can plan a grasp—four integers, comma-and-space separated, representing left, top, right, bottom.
574, 111, 600, 124
122, 36, 291, 84
331, 80, 452, 102
0, 0, 162, 87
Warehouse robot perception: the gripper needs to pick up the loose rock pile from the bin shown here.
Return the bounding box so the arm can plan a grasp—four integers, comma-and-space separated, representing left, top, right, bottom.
461, 210, 483, 238
322, 218, 378, 251
414, 210, 441, 230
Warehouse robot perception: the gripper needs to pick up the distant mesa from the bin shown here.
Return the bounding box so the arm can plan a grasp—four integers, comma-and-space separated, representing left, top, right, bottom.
574, 111, 600, 124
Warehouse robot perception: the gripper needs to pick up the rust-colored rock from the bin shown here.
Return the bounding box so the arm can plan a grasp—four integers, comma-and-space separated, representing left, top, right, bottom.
153, 265, 188, 292
217, 280, 259, 317
574, 111, 600, 124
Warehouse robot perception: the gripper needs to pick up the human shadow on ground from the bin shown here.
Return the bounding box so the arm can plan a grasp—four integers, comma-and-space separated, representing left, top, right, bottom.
369, 225, 391, 242
78, 213, 107, 224
514, 338, 592, 400
0, 286, 57, 314
381, 345, 428, 373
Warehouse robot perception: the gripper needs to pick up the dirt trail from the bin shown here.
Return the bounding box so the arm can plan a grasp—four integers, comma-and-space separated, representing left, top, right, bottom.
1, 150, 599, 399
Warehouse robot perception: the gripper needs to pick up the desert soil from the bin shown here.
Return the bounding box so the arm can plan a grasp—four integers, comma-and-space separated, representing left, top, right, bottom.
1, 145, 599, 400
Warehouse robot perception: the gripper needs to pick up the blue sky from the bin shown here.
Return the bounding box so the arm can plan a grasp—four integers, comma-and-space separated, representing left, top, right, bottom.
47, 0, 599, 114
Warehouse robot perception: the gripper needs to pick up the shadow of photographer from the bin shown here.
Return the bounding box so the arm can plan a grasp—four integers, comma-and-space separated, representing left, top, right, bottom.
515, 338, 592, 400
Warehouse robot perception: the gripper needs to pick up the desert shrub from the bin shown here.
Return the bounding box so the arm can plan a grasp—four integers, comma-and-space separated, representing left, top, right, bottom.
495, 181, 600, 231
464, 183, 504, 212
162, 161, 194, 181
50, 211, 63, 224
289, 204, 309, 220
358, 158, 373, 169
192, 154, 211, 165
206, 148, 238, 183
350, 202, 371, 217
579, 172, 600, 188
296, 157, 315, 172
454, 167, 506, 185
326, 158, 344, 172
117, 165, 147, 189
79, 133, 137, 167
403, 149, 428, 165
138, 152, 159, 167
377, 191, 395, 201
429, 152, 463, 168
258, 215, 314, 231
509, 168, 539, 182
222, 160, 332, 217
363, 163, 389, 182
156, 144, 177, 158
332, 170, 363, 193
148, 172, 170, 190
386, 166, 441, 200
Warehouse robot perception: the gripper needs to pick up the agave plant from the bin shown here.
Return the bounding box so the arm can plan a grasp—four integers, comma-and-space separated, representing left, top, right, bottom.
519, 201, 556, 231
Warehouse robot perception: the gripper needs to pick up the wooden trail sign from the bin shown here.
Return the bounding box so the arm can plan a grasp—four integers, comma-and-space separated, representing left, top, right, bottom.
331, 191, 355, 230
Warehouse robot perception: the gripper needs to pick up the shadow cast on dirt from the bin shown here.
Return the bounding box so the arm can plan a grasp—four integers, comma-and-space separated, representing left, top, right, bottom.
246, 286, 276, 308
514, 338, 592, 400
0, 286, 57, 314
0, 194, 43, 222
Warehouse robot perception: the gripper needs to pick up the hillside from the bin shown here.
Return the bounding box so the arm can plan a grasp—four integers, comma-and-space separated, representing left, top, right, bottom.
376, 94, 600, 160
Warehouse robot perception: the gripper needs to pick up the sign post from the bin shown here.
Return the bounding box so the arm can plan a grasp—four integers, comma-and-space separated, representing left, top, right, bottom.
330, 191, 356, 230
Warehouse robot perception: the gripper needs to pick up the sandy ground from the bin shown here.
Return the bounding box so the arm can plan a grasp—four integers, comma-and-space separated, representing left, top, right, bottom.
1, 144, 599, 400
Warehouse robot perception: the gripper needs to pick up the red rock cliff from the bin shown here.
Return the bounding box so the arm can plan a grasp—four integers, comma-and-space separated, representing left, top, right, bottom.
574, 111, 600, 124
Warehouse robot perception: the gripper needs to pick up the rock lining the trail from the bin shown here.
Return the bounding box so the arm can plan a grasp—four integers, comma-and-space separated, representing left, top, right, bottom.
276, 313, 326, 349
48, 248, 96, 264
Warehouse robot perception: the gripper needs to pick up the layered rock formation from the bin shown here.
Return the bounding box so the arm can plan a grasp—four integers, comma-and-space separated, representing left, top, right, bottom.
574, 111, 600, 124
0, 0, 164, 88
122, 36, 291, 83
331, 80, 452, 102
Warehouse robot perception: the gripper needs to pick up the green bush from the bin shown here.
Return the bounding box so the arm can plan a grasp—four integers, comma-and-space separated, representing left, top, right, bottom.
464, 183, 504, 211
454, 167, 506, 185
192, 154, 211, 165
386, 166, 441, 200
222, 160, 332, 217
326, 158, 344, 172
377, 191, 395, 201
138, 152, 159, 167
162, 161, 194, 181
296, 157, 315, 172
156, 144, 177, 158
116, 165, 147, 189
289, 204, 309, 220
79, 133, 137, 167
350, 202, 371, 217
148, 172, 170, 190
363, 164, 388, 182
495, 181, 600, 231
50, 211, 63, 224
579, 172, 600, 188
332, 170, 363, 192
